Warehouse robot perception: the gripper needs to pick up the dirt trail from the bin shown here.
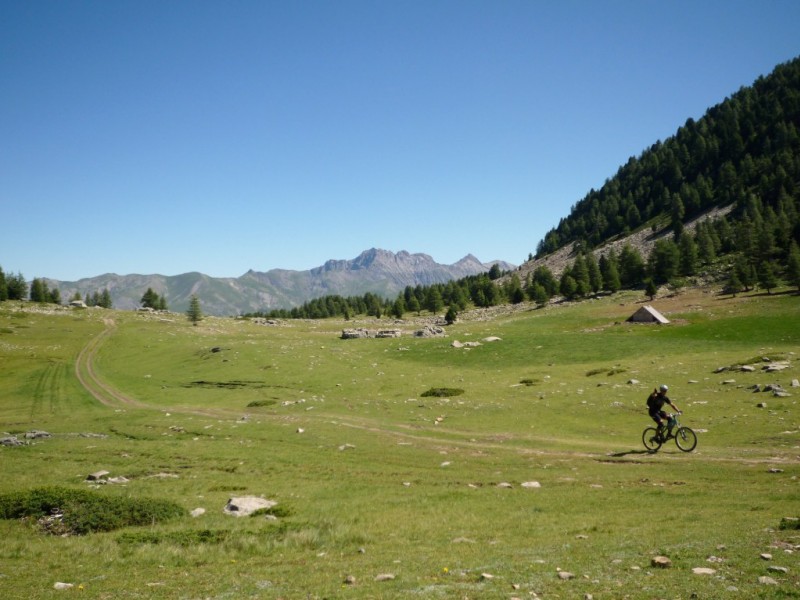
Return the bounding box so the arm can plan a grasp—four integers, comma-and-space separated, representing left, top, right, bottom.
75, 318, 146, 409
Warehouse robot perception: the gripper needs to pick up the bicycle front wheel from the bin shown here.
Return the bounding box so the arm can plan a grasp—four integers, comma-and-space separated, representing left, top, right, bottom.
642, 427, 662, 452
675, 427, 697, 452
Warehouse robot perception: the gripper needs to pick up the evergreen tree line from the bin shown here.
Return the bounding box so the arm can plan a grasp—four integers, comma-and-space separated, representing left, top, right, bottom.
140, 287, 168, 311
0, 265, 114, 307
536, 57, 800, 262
245, 265, 510, 321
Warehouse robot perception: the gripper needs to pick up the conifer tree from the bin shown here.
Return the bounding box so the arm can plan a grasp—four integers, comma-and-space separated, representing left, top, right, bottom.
599, 252, 621, 293
787, 241, 800, 291
586, 252, 603, 294
186, 295, 203, 326
757, 261, 778, 294
724, 271, 743, 297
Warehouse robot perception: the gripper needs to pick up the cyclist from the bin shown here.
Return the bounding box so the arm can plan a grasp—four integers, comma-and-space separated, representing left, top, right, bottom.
647, 384, 681, 440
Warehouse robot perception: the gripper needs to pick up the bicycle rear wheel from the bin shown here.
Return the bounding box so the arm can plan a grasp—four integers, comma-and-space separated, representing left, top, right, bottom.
675, 427, 697, 452
642, 427, 662, 452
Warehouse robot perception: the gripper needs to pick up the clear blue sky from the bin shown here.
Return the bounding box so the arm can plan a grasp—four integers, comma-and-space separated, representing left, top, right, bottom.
2, 1, 799, 281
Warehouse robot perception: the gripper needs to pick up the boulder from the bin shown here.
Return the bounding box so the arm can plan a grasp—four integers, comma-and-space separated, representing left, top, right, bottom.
651, 556, 672, 568
341, 328, 372, 339
223, 496, 277, 517
414, 325, 446, 338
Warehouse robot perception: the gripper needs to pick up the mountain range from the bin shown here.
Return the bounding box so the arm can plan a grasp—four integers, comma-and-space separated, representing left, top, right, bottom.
48, 249, 514, 316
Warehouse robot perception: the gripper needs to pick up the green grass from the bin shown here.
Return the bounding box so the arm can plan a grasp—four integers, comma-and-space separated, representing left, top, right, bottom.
1, 290, 799, 598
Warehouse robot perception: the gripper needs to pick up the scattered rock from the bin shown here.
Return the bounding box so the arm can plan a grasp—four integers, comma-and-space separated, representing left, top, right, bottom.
768, 566, 789, 574
479, 572, 494, 581
760, 553, 773, 560
338, 443, 355, 451
557, 571, 575, 580
107, 476, 129, 484
223, 496, 277, 517
376, 329, 402, 338
497, 482, 513, 488
86, 470, 110, 481
0, 436, 23, 447
722, 379, 736, 385
54, 582, 74, 590
414, 325, 446, 338
191, 508, 205, 518
375, 573, 395, 582
521, 481, 542, 489
343, 575, 356, 585
764, 362, 790, 372
692, 567, 716, 575
791, 379, 799, 388
482, 336, 502, 342
759, 576, 779, 585
341, 328, 372, 339
757, 402, 768, 408
627, 379, 640, 385
651, 556, 672, 568
24, 430, 51, 439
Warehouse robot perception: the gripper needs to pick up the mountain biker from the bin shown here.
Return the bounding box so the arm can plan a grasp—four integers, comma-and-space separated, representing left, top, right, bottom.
647, 384, 681, 439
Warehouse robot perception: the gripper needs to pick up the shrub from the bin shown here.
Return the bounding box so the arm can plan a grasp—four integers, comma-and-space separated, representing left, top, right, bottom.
246, 399, 277, 408
421, 388, 464, 398
0, 487, 186, 535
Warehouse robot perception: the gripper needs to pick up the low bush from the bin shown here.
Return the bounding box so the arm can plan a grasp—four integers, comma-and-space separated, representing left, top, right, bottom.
0, 486, 186, 535
246, 399, 277, 407
421, 387, 464, 397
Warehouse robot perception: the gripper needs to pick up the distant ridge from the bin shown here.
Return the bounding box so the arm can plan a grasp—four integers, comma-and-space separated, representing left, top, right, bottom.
47, 249, 515, 317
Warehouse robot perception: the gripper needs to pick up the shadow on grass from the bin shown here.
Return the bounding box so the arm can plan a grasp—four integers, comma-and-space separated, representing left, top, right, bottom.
606, 449, 654, 458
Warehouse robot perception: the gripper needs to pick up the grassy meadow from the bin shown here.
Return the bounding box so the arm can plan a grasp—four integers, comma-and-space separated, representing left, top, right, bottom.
0, 287, 798, 599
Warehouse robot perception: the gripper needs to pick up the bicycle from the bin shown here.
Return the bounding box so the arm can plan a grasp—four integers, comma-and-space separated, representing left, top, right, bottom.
642, 412, 697, 452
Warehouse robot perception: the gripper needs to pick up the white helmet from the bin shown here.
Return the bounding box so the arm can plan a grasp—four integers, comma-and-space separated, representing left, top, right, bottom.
659, 384, 668, 392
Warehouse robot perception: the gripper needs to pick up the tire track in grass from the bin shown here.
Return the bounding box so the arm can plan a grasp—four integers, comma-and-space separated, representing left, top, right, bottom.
74, 318, 230, 417
75, 319, 149, 410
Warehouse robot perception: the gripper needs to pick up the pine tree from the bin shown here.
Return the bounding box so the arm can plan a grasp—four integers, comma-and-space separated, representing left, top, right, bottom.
571, 255, 590, 297
0, 267, 7, 301
599, 253, 621, 293
678, 234, 698, 276
787, 241, 800, 291
645, 279, 658, 301
586, 252, 603, 294
99, 289, 112, 309
186, 295, 203, 326
29, 278, 47, 303
531, 282, 549, 307
141, 288, 159, 309
390, 297, 405, 319
757, 261, 778, 294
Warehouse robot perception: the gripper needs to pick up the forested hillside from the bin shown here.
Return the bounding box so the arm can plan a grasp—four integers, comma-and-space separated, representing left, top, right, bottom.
536, 56, 800, 258
255, 57, 800, 320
